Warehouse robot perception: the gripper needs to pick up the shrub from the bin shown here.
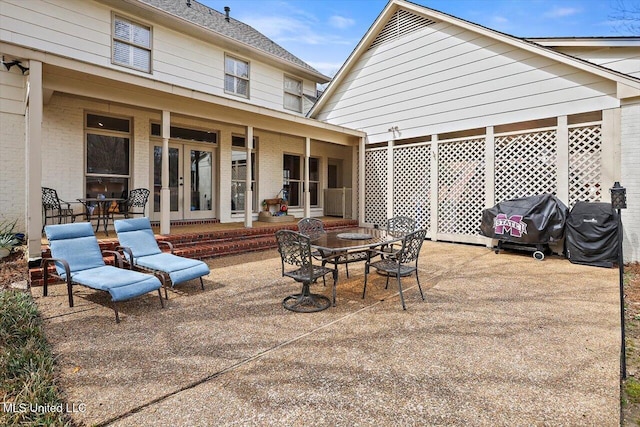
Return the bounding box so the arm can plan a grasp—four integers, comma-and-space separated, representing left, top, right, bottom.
0, 290, 71, 426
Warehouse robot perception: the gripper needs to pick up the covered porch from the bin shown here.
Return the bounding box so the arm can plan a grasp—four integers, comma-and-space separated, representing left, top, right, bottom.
25, 59, 366, 259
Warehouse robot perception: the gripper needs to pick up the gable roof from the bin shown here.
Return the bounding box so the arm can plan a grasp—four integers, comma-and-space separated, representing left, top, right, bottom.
123, 0, 329, 82
309, 0, 640, 117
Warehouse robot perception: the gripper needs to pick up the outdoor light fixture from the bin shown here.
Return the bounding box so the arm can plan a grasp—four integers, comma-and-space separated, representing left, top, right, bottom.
610, 181, 627, 379
1, 56, 29, 75
611, 181, 627, 210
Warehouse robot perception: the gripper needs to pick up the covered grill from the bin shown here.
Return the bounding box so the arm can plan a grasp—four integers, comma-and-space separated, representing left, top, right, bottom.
480, 194, 569, 260
565, 201, 619, 268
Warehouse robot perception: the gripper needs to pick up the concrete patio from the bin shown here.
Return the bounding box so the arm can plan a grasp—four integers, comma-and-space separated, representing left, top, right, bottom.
33, 241, 619, 426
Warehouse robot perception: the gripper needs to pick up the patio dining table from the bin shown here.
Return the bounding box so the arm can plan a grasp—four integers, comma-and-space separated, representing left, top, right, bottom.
77, 197, 125, 236
309, 227, 405, 306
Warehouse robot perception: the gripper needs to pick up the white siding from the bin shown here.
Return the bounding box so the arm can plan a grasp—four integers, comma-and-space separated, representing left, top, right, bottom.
551, 46, 640, 79
317, 22, 619, 143
621, 101, 640, 262
0, 0, 316, 115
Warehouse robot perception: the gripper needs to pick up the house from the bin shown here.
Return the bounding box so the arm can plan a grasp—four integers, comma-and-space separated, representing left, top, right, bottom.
309, 0, 640, 261
0, 0, 364, 259
2, 0, 640, 262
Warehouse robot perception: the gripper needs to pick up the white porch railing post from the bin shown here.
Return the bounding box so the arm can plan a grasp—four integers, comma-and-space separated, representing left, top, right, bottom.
556, 115, 570, 206
485, 126, 495, 248
430, 135, 439, 241
387, 140, 394, 222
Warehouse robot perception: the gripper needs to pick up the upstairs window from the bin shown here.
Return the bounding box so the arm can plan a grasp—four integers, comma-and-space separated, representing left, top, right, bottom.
284, 76, 303, 113
113, 15, 151, 73
225, 55, 249, 98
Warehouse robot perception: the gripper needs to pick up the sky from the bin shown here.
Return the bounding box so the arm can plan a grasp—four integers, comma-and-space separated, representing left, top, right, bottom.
199, 0, 637, 77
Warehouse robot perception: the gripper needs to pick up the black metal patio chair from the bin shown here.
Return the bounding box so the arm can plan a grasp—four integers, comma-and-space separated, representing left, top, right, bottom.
41, 187, 84, 233
382, 215, 416, 254
275, 229, 337, 312
363, 228, 428, 310
112, 188, 150, 220
297, 217, 369, 278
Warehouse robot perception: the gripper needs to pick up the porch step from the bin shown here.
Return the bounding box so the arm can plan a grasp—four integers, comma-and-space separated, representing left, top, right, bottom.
31, 219, 358, 286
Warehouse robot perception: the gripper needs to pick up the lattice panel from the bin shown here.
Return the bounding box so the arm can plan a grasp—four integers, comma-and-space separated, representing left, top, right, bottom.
364, 149, 388, 226
569, 125, 602, 207
394, 144, 431, 232
438, 138, 486, 235
495, 130, 557, 202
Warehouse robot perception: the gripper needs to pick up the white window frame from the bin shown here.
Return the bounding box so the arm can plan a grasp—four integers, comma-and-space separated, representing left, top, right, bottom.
84, 112, 132, 199
225, 55, 250, 98
284, 75, 303, 113
231, 135, 258, 213
283, 154, 320, 207
112, 14, 152, 73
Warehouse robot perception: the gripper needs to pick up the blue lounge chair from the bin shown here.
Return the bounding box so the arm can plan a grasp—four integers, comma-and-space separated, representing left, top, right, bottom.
113, 217, 210, 299
43, 222, 164, 323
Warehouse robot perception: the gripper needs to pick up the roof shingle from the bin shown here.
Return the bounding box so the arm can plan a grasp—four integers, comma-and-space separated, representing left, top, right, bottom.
139, 0, 325, 77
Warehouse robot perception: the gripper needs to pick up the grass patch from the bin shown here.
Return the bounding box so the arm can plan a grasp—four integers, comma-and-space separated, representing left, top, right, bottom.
0, 289, 71, 426
626, 377, 640, 405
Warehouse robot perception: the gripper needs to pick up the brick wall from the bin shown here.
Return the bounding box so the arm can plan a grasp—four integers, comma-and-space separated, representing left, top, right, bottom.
0, 112, 26, 230
621, 101, 640, 262
0, 71, 27, 231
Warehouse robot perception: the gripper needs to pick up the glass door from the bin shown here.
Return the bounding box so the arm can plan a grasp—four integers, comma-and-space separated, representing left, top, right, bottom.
185, 146, 215, 219
153, 144, 182, 220
152, 143, 215, 221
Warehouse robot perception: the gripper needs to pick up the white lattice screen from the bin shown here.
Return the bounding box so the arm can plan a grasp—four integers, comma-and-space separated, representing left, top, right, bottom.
437, 138, 486, 236
365, 149, 388, 226
495, 130, 557, 202
360, 114, 607, 245
568, 125, 602, 207
393, 144, 431, 232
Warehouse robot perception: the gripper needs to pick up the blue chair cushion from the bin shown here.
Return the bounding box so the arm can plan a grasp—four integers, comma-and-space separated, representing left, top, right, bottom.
45, 223, 106, 276
113, 217, 162, 258
134, 253, 210, 287
70, 266, 161, 302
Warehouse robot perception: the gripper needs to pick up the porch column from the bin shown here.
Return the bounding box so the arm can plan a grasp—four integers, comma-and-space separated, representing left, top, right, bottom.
160, 110, 170, 235
27, 60, 43, 258
304, 137, 311, 218
244, 126, 253, 228
358, 137, 365, 224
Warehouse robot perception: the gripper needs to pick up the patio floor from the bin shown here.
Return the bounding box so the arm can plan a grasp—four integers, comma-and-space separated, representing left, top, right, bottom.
33, 241, 619, 426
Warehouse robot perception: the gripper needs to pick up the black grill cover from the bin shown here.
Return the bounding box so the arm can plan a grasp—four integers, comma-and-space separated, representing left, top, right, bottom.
480, 194, 568, 244
565, 202, 619, 267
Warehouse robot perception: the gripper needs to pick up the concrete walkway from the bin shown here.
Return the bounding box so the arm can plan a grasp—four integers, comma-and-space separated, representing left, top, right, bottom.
33, 241, 619, 426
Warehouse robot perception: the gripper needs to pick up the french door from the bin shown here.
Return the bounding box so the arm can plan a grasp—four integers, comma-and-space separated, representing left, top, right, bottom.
152, 143, 216, 221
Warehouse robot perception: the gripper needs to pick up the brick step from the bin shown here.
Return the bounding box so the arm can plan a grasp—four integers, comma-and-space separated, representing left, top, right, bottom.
31, 219, 359, 286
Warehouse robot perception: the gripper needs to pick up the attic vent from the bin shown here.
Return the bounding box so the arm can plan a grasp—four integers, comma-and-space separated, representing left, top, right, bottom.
368, 9, 437, 50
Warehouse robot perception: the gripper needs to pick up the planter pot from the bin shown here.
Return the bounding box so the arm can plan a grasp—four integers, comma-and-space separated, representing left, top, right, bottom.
0, 248, 10, 259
